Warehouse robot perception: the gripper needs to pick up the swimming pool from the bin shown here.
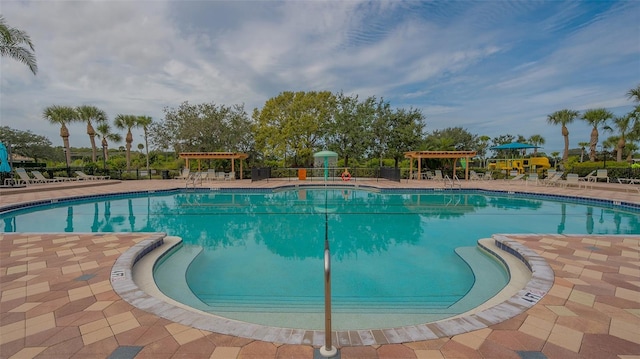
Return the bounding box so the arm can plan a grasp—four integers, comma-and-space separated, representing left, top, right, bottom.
2, 186, 639, 331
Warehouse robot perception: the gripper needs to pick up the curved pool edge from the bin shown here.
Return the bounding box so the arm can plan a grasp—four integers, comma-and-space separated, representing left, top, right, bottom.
111, 233, 554, 346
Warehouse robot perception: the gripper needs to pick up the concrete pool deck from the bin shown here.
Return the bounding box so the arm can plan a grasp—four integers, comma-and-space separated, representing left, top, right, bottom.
0, 178, 639, 358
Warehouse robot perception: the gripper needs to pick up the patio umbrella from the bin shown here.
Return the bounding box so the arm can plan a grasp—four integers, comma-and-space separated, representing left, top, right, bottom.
0, 143, 11, 173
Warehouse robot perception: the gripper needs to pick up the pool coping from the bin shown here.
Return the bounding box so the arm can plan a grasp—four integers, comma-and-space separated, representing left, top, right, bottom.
111, 232, 554, 346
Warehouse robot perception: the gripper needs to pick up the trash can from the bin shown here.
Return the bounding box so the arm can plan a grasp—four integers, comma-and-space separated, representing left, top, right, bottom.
161, 170, 170, 179
298, 169, 307, 180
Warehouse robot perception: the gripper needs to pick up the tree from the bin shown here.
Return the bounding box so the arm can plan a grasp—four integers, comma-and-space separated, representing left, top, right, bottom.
327, 93, 377, 166
547, 109, 579, 162
581, 108, 613, 162
114, 114, 139, 170
76, 105, 108, 163
253, 91, 334, 166
476, 135, 491, 167
627, 84, 640, 103
578, 141, 589, 163
42, 105, 78, 166
0, 15, 37, 75
0, 126, 53, 162
136, 116, 153, 172
606, 115, 633, 162
528, 134, 545, 157
95, 123, 121, 163
150, 102, 253, 157
385, 107, 426, 167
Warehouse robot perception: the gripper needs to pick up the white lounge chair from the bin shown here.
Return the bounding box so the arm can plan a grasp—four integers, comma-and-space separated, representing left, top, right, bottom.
75, 171, 110, 180
14, 168, 42, 185
593, 169, 609, 183
525, 173, 538, 186
175, 168, 190, 180
433, 170, 444, 181
543, 171, 564, 186
31, 170, 62, 183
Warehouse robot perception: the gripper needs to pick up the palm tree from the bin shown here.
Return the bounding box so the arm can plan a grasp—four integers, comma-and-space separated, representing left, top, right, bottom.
96, 123, 122, 163
42, 105, 78, 166
528, 134, 545, 156
607, 115, 633, 162
582, 108, 613, 162
547, 109, 579, 162
578, 141, 590, 162
76, 105, 108, 163
136, 116, 153, 173
114, 114, 138, 171
0, 15, 37, 75
627, 84, 640, 103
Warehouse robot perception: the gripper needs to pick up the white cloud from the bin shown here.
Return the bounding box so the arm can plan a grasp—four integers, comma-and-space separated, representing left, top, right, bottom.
0, 0, 638, 157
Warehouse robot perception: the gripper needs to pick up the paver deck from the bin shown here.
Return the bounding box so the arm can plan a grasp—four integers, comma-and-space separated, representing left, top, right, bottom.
1, 178, 639, 358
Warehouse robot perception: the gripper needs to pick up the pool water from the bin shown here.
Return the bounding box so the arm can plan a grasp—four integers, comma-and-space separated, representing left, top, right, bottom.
2, 187, 639, 329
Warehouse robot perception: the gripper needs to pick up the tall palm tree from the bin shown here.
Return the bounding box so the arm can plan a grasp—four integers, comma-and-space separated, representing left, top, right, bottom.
607, 115, 632, 162
95, 123, 122, 163
578, 141, 590, 162
582, 108, 613, 162
136, 116, 153, 173
528, 134, 545, 156
0, 15, 37, 75
547, 109, 579, 162
42, 105, 78, 166
114, 114, 138, 171
76, 105, 108, 163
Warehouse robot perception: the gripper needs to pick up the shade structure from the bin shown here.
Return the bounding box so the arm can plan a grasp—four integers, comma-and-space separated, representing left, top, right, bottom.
313, 150, 338, 181
490, 142, 539, 150
0, 143, 11, 173
404, 150, 477, 180
178, 152, 248, 179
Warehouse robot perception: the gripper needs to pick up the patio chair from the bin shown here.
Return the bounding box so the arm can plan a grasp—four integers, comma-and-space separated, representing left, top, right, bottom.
525, 173, 538, 186
31, 170, 62, 183
175, 168, 190, 180
560, 173, 581, 188
225, 171, 235, 181
433, 170, 444, 181
470, 170, 481, 181
207, 169, 217, 181
481, 171, 493, 180
508, 173, 525, 182
75, 171, 110, 180
14, 168, 42, 185
543, 171, 564, 186
593, 169, 609, 182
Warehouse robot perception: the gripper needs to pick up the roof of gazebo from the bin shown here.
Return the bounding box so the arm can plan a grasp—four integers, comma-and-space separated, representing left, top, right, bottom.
404, 150, 477, 159
179, 152, 248, 160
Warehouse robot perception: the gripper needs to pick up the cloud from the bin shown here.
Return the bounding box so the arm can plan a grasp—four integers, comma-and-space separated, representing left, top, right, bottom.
1, 0, 638, 156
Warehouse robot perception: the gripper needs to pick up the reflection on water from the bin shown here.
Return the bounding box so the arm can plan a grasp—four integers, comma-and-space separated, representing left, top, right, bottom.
1, 189, 639, 243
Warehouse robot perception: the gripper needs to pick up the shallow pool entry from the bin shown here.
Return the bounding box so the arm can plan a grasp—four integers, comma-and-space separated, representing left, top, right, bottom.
153, 188, 510, 329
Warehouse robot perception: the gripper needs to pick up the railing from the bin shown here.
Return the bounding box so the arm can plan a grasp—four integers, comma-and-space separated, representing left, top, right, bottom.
444, 175, 462, 188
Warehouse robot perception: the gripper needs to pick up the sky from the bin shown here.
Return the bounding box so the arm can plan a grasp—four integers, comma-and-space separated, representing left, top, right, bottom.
1, 0, 639, 156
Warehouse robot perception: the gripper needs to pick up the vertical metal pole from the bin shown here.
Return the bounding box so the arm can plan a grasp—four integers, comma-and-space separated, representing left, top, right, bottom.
320, 189, 337, 357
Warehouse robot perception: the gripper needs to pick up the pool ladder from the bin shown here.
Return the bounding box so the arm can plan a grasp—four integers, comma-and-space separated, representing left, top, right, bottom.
444, 175, 462, 189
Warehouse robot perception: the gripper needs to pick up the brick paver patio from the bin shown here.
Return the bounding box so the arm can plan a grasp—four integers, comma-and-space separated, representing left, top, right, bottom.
1, 179, 638, 358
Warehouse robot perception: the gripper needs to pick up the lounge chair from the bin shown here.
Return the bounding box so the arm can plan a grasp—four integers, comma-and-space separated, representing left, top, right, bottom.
14, 168, 42, 185
75, 171, 110, 180
433, 170, 444, 181
592, 169, 609, 183
560, 173, 582, 188
508, 173, 525, 182
225, 171, 235, 181
543, 171, 564, 186
175, 168, 190, 180
469, 170, 481, 181
482, 171, 493, 180
31, 170, 62, 183
525, 173, 538, 186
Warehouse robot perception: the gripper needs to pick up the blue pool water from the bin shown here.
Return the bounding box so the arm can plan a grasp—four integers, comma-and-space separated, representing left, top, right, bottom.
2, 187, 639, 329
